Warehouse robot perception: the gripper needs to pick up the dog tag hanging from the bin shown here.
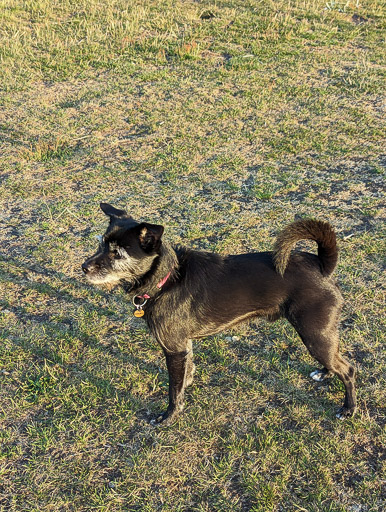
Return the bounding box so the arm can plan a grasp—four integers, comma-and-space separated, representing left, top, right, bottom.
132, 295, 148, 318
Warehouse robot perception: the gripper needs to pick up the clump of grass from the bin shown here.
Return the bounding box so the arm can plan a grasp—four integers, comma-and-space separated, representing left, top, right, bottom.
22, 138, 75, 162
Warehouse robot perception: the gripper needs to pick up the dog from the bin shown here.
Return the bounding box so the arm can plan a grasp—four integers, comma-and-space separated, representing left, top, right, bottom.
82, 203, 357, 425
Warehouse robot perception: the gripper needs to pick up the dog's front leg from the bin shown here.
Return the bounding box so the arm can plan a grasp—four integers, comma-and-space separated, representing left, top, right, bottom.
151, 350, 190, 426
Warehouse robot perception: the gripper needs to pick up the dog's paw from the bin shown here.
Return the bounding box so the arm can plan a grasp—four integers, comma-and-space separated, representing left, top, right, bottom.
310, 369, 328, 382
336, 406, 356, 420
150, 409, 180, 427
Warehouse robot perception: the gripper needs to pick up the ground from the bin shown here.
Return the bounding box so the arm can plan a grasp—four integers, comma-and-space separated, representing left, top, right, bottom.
0, 1, 385, 511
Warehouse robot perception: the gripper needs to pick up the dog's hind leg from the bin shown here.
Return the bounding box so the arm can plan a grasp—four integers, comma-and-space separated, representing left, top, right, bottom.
288, 311, 357, 419
151, 340, 193, 426
332, 353, 357, 419
309, 340, 356, 418
306, 337, 356, 418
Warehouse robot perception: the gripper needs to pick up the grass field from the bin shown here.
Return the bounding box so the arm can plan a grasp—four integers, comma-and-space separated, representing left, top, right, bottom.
0, 0, 385, 510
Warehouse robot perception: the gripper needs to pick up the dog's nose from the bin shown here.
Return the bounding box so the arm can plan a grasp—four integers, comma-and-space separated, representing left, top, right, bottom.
82, 263, 90, 274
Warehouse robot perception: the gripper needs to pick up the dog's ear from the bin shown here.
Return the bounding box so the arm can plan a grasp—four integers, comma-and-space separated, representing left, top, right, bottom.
100, 203, 128, 219
138, 223, 164, 252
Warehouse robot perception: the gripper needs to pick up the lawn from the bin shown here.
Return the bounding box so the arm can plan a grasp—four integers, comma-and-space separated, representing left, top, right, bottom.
0, 1, 385, 510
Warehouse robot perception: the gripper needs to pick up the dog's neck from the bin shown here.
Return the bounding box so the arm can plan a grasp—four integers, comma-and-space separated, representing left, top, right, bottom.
123, 241, 179, 298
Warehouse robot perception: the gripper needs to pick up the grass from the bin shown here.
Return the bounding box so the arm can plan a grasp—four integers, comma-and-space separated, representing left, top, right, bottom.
0, 0, 385, 510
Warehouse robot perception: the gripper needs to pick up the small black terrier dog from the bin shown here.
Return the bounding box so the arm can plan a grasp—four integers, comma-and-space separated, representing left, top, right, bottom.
82, 203, 356, 425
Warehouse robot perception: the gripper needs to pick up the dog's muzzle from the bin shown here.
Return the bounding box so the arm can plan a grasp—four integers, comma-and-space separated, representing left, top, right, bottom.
82, 260, 98, 275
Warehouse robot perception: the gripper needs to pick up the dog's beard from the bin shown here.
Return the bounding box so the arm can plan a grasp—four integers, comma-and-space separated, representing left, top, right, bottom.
85, 272, 122, 287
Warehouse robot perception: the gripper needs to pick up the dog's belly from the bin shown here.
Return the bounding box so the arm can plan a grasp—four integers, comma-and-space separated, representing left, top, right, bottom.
193, 306, 280, 338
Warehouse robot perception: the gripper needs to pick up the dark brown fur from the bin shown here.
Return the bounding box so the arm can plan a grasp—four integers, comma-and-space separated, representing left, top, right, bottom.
82, 204, 357, 425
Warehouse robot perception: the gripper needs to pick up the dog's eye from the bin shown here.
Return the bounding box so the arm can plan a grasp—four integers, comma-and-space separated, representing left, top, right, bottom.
113, 248, 122, 259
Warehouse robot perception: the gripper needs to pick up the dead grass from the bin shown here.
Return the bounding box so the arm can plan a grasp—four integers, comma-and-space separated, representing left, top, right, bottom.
0, 1, 385, 511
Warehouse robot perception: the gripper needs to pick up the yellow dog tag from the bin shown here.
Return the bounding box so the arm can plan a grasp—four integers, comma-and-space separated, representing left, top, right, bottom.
134, 309, 145, 318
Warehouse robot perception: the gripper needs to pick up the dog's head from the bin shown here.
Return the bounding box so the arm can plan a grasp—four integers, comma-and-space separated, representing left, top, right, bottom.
82, 203, 164, 287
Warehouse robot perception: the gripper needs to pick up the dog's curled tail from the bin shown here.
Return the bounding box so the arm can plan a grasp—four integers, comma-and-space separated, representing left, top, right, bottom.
273, 219, 338, 277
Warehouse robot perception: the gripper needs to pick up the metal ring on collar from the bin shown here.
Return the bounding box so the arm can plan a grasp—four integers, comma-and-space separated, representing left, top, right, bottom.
132, 295, 148, 308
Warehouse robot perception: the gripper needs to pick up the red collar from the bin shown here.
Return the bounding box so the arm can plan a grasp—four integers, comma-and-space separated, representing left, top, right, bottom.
136, 270, 173, 301
156, 270, 172, 290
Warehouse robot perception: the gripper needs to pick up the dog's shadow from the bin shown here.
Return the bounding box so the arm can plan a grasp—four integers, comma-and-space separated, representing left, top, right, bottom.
1, 255, 165, 420
189, 329, 350, 423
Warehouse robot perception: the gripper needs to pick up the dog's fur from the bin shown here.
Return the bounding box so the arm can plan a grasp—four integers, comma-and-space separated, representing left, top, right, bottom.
82, 203, 357, 425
